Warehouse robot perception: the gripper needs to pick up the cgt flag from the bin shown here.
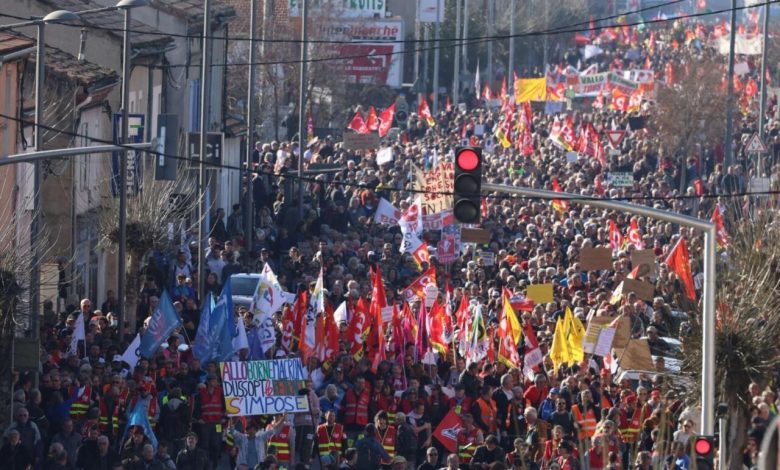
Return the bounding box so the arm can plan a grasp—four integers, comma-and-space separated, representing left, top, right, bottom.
139, 290, 181, 359
120, 334, 142, 370
433, 409, 463, 453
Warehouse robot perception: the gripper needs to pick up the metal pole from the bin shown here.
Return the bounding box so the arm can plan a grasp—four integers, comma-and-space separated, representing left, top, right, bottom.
198, 0, 212, 298
453, 0, 461, 105
508, 0, 515, 85
486, 0, 494, 91
718, 417, 727, 470
245, 0, 257, 253
30, 22, 44, 341
462, 0, 469, 74
414, 0, 421, 81
542, 0, 549, 71
481, 182, 716, 435
724, 0, 737, 168
432, 9, 440, 113
117, 8, 131, 338
297, 0, 308, 219
423, 25, 430, 96
758, 3, 770, 176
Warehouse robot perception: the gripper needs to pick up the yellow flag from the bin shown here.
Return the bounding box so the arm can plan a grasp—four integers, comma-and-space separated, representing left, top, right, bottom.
550, 316, 570, 371
514, 78, 547, 103
565, 307, 585, 364
505, 297, 522, 345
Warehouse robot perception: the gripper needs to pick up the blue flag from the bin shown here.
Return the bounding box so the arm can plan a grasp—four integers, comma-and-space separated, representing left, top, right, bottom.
191, 295, 215, 363
213, 279, 236, 362
124, 399, 158, 449
139, 290, 182, 359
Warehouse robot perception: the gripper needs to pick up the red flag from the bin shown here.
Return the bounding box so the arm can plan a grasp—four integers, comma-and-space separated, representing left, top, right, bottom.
551, 177, 569, 214
346, 298, 371, 360
280, 304, 296, 354
403, 267, 437, 301
593, 90, 605, 110
522, 320, 544, 373
429, 301, 449, 355
291, 290, 308, 340
664, 63, 675, 85
610, 90, 628, 112
594, 176, 605, 195
415, 301, 430, 360
378, 103, 396, 138
609, 219, 624, 251
365, 106, 379, 132
744, 78, 758, 97
693, 179, 704, 197
445, 96, 452, 112
368, 267, 387, 370
497, 289, 522, 368
482, 84, 493, 101
418, 96, 436, 127
665, 238, 696, 300
733, 74, 744, 93
433, 409, 463, 453
627, 219, 644, 249
412, 243, 431, 268
481, 197, 488, 219
347, 111, 368, 134
711, 205, 730, 248
317, 302, 340, 370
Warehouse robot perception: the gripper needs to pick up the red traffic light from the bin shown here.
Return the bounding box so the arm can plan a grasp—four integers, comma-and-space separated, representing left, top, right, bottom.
456, 148, 480, 171
694, 437, 713, 455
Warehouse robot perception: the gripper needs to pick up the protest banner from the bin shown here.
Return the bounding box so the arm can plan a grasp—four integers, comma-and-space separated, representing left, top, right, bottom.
422, 162, 454, 214
343, 133, 380, 150
526, 284, 554, 304
623, 278, 655, 301
221, 358, 310, 416
630, 249, 657, 277
607, 172, 634, 187
614, 339, 655, 371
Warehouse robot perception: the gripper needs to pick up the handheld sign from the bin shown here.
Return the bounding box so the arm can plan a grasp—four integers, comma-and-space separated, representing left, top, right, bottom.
221, 359, 310, 416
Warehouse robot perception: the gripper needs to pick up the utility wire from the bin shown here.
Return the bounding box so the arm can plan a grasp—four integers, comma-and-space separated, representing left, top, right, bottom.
0, 0, 685, 45
1, 111, 778, 204
1, 0, 773, 69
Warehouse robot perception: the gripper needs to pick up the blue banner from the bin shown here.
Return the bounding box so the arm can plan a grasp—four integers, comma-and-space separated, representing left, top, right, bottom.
191, 296, 215, 363
124, 399, 158, 449
139, 290, 182, 359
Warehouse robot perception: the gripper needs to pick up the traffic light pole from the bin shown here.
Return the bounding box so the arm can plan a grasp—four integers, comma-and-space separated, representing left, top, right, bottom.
481, 182, 717, 435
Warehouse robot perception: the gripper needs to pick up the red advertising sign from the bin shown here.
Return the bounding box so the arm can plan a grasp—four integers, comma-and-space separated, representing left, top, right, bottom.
339, 44, 395, 86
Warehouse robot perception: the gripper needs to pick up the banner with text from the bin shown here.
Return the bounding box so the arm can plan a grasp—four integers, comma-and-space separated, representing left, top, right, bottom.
221, 359, 310, 416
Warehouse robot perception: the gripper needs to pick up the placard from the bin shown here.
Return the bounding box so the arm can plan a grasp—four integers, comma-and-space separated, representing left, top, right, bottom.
594, 327, 616, 357
477, 250, 495, 266
221, 359, 310, 416
622, 278, 655, 301
607, 172, 634, 187
376, 147, 393, 165
526, 284, 554, 304
343, 133, 380, 150
613, 339, 654, 371
580, 247, 613, 271
630, 249, 656, 277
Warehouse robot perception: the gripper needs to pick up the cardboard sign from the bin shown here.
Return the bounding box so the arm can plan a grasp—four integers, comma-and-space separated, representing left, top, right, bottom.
221, 359, 310, 416
611, 315, 632, 350
580, 247, 613, 271
526, 284, 554, 304
622, 278, 655, 301
630, 249, 657, 277
614, 339, 654, 371
461, 228, 491, 244
343, 133, 380, 150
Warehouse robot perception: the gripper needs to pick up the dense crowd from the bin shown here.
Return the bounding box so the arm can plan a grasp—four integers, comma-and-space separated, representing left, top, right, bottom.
4, 9, 780, 470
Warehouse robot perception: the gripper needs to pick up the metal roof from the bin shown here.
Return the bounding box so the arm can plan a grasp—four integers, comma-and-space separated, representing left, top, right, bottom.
0, 32, 34, 54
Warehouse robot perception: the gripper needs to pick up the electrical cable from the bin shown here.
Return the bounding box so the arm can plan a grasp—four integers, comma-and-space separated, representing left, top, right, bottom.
1, 110, 778, 204
0, 0, 686, 45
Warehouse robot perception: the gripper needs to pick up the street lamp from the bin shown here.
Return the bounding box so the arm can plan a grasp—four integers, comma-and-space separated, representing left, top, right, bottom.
116, 0, 148, 339
0, 9, 79, 346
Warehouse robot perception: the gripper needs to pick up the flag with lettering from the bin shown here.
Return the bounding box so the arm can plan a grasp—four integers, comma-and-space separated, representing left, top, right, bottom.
300, 269, 324, 360
139, 290, 181, 359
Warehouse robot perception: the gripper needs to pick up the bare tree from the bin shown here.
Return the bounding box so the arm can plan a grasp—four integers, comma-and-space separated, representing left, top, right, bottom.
97, 168, 202, 331
681, 211, 780, 470
652, 52, 728, 191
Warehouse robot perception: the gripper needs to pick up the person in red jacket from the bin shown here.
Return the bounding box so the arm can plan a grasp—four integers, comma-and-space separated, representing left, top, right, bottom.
195, 373, 225, 469
342, 376, 370, 446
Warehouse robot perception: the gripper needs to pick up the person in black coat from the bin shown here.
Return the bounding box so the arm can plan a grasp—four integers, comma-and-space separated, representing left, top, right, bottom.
0, 430, 34, 470
76, 435, 120, 470
175, 432, 209, 470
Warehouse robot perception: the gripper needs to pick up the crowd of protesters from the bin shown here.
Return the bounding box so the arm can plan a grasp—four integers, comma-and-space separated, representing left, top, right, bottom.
4, 7, 780, 470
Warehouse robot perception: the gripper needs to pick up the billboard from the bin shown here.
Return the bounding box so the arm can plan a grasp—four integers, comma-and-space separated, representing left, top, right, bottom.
316, 19, 404, 88
288, 0, 386, 18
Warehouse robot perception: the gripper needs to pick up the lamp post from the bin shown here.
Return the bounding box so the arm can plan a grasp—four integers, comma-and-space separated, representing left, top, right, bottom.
114, 0, 148, 339
0, 9, 80, 344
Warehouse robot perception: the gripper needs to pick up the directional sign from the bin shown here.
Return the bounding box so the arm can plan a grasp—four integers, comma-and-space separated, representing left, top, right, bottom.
605, 130, 625, 147
745, 133, 768, 153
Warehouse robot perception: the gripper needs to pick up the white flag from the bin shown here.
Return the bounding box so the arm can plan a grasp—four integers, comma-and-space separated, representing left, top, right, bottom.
251, 264, 288, 353
67, 312, 85, 357
301, 269, 324, 357
398, 197, 424, 254
233, 315, 249, 352
333, 301, 349, 325
120, 334, 142, 369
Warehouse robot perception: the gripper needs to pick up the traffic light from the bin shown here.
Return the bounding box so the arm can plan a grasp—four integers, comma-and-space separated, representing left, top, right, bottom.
694, 436, 715, 470
453, 147, 482, 224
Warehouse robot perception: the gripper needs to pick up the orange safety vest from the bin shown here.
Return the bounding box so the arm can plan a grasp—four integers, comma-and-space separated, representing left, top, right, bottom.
457, 427, 480, 464
267, 424, 292, 463
69, 385, 92, 421
619, 408, 642, 444
571, 404, 597, 440
317, 423, 344, 458
376, 425, 396, 465
476, 397, 498, 433
98, 398, 121, 435
343, 388, 370, 426
199, 387, 224, 423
